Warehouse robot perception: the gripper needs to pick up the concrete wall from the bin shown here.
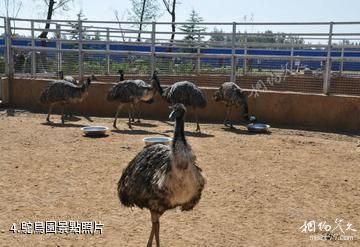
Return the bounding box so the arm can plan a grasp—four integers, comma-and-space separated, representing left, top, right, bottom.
9, 78, 360, 132
0, 77, 9, 104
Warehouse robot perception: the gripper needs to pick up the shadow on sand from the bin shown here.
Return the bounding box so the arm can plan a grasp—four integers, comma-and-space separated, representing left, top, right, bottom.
41, 122, 87, 128
111, 128, 168, 136
82, 134, 109, 139
221, 126, 272, 135
130, 122, 158, 128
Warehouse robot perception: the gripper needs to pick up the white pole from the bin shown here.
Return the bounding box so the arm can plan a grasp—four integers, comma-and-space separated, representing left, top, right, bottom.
151, 22, 156, 75
78, 19, 84, 80
106, 28, 110, 75
231, 22, 236, 82
31, 20, 36, 77
323, 22, 333, 95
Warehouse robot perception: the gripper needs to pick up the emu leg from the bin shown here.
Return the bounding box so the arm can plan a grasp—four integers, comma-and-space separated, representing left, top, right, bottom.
147, 211, 160, 247
224, 106, 230, 126
61, 106, 65, 124
195, 114, 201, 132
113, 104, 123, 128
135, 104, 141, 123
228, 106, 234, 128
46, 105, 53, 122
128, 104, 134, 129
192, 107, 201, 132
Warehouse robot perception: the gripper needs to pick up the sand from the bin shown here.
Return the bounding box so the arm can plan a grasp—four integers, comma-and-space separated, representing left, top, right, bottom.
0, 110, 359, 246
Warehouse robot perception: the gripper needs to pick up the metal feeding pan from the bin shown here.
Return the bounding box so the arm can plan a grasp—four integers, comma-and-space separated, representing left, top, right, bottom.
143, 136, 172, 146
81, 126, 109, 136
247, 123, 271, 133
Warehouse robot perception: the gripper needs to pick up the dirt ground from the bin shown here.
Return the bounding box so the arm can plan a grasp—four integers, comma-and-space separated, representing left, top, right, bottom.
0, 109, 359, 247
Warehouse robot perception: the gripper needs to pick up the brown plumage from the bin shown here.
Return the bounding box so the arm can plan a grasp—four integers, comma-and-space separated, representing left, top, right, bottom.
151, 74, 207, 132
106, 71, 161, 129
118, 103, 205, 247
39, 77, 92, 124
213, 82, 250, 128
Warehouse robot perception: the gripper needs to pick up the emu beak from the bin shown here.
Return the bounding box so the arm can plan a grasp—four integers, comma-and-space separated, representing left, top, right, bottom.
169, 109, 175, 120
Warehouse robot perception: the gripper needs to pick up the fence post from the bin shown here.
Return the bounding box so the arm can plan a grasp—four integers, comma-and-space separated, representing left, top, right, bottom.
231, 22, 236, 82
78, 19, 84, 80
56, 24, 62, 74
243, 35, 247, 75
31, 20, 36, 77
340, 40, 345, 75
150, 22, 156, 75
323, 22, 333, 95
197, 33, 201, 75
4, 18, 11, 77
106, 28, 110, 75
290, 40, 294, 72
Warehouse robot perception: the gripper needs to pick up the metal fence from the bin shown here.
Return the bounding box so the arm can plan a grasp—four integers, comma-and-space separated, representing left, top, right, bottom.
2, 17, 360, 96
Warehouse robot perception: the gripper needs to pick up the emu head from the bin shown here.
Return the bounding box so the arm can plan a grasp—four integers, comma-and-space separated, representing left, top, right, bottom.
169, 103, 186, 120
213, 91, 222, 102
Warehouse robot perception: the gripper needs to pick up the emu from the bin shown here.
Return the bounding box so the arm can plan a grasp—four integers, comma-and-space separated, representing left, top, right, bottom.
117, 69, 151, 123
39, 76, 93, 124
213, 82, 252, 128
107, 71, 162, 129
151, 74, 207, 132
118, 103, 205, 247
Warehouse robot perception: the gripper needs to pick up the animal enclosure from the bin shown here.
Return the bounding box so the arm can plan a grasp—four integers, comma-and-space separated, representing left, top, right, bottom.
0, 111, 359, 246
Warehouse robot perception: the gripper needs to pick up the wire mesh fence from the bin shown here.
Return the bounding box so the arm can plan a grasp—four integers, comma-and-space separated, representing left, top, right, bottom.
2, 17, 360, 96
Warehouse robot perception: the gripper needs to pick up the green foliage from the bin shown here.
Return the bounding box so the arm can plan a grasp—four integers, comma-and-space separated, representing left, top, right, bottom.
179, 10, 206, 44
209, 28, 305, 45
68, 10, 90, 40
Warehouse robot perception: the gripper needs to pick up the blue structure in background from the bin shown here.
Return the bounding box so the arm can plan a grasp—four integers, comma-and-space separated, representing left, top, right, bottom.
2, 38, 360, 71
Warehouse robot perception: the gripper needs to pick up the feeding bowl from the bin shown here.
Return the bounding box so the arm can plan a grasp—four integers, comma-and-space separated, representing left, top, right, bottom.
247, 123, 271, 133
81, 126, 109, 136
143, 136, 172, 146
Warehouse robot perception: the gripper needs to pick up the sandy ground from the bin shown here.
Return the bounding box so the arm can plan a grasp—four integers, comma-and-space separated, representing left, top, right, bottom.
0, 109, 359, 247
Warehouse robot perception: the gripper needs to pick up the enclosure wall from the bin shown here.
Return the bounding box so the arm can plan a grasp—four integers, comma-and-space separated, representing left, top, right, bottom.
9, 78, 360, 132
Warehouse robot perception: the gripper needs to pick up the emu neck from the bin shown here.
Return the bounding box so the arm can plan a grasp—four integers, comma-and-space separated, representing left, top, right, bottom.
172, 116, 187, 149
172, 115, 192, 169
152, 78, 163, 95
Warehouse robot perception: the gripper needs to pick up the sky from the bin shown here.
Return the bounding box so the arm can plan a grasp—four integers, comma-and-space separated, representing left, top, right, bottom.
2, 0, 360, 23
1, 0, 359, 40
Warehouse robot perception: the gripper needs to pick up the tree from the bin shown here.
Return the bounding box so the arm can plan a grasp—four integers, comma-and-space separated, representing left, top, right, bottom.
128, 0, 162, 41
162, 0, 178, 46
38, 0, 73, 41
68, 10, 89, 40
179, 10, 206, 44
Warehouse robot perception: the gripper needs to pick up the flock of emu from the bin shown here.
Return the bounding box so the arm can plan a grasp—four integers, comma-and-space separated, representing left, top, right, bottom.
39, 71, 253, 246
39, 70, 252, 130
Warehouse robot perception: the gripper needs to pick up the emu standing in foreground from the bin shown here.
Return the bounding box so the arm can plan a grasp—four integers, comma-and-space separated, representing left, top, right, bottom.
118, 103, 205, 247
213, 82, 251, 128
39, 77, 92, 124
154, 74, 207, 132
107, 71, 162, 129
